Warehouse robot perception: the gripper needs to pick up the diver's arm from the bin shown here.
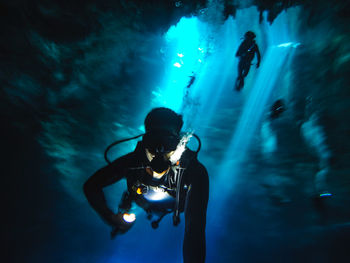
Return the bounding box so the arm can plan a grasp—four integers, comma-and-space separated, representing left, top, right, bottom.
83, 153, 134, 225
183, 162, 209, 263
255, 44, 261, 67
235, 42, 245, 57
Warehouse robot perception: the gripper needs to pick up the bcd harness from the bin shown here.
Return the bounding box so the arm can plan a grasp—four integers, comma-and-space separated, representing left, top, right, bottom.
104, 132, 201, 229
118, 155, 192, 229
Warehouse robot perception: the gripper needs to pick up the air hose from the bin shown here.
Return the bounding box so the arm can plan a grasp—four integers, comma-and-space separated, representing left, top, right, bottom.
104, 134, 144, 164
104, 132, 201, 163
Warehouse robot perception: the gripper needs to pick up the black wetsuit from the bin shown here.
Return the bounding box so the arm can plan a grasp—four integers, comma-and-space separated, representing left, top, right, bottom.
84, 141, 209, 263
236, 39, 261, 81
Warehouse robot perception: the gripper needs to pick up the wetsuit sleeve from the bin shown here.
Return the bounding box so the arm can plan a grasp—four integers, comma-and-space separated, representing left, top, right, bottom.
183, 161, 209, 263
83, 152, 134, 225
255, 44, 261, 65
236, 42, 245, 57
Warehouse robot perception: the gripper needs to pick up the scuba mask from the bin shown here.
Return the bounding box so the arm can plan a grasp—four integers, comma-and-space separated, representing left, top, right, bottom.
104, 131, 201, 168
148, 151, 172, 174
142, 131, 180, 174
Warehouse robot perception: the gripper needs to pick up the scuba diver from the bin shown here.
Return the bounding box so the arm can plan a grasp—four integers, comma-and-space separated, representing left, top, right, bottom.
186, 73, 196, 89
269, 99, 286, 119
183, 72, 196, 103
83, 107, 209, 263
235, 31, 261, 91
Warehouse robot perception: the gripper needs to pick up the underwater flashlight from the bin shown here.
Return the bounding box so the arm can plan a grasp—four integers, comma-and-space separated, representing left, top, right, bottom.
111, 212, 136, 238
122, 213, 136, 223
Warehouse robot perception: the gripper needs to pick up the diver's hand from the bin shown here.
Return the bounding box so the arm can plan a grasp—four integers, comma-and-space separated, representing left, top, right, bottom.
104, 213, 123, 227
106, 213, 134, 238
106, 213, 125, 239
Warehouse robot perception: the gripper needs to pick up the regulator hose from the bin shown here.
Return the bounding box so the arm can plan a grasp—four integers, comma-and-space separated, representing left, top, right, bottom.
104, 134, 144, 164
104, 132, 202, 164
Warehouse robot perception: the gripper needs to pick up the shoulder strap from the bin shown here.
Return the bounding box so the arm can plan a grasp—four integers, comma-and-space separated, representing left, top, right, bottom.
172, 150, 197, 226
173, 167, 186, 226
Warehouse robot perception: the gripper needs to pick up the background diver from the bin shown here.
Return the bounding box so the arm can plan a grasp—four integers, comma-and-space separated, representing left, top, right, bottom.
84, 107, 209, 263
235, 31, 261, 91
186, 72, 196, 89
183, 72, 196, 100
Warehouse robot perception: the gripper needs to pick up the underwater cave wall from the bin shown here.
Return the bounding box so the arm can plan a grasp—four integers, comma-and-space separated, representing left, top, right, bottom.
1, 0, 350, 262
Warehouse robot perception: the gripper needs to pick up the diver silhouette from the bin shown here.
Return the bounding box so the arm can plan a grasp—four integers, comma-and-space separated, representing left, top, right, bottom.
183, 72, 196, 100
186, 73, 196, 89
83, 107, 209, 263
269, 99, 286, 119
235, 31, 261, 91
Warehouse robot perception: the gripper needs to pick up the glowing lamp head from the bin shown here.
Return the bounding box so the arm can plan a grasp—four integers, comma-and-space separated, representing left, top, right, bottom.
122, 213, 136, 223
136, 187, 143, 195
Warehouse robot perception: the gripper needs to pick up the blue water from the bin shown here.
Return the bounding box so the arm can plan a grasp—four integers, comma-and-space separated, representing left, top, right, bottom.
81, 7, 301, 263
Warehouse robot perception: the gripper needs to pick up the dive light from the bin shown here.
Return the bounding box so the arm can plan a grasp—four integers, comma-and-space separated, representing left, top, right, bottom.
122, 213, 136, 223
110, 212, 136, 239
